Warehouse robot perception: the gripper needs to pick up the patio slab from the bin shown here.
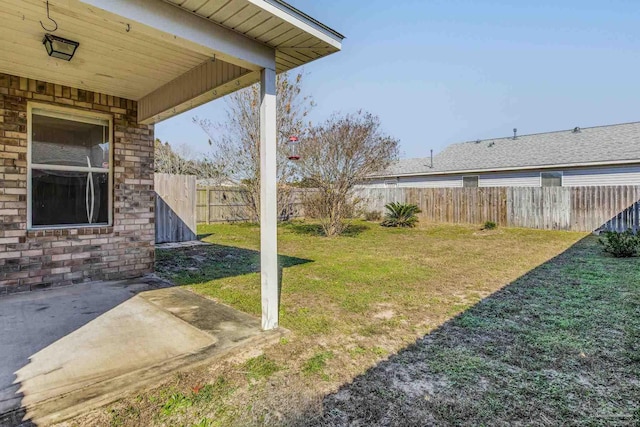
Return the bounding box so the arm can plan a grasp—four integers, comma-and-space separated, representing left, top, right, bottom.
0, 280, 285, 426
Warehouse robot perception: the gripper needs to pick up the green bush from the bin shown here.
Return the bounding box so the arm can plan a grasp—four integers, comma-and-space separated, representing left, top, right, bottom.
380, 202, 421, 228
363, 210, 382, 221
599, 229, 640, 258
483, 221, 497, 230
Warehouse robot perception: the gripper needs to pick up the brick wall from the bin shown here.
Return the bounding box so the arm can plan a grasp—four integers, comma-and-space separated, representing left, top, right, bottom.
0, 73, 155, 294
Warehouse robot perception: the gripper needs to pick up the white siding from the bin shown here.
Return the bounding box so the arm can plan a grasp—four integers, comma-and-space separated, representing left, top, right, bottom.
395, 171, 540, 188
397, 175, 462, 188
563, 164, 640, 186
363, 163, 640, 189
358, 179, 388, 189
479, 171, 541, 187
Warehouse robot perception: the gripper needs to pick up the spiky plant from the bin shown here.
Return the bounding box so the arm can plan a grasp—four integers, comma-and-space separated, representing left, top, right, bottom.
380, 202, 422, 228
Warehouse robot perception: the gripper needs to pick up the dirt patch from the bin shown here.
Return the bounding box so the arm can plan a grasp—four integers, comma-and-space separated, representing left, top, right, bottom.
62, 223, 609, 427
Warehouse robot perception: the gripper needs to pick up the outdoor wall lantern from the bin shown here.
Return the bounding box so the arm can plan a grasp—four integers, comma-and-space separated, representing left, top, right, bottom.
287, 135, 300, 160
43, 34, 80, 61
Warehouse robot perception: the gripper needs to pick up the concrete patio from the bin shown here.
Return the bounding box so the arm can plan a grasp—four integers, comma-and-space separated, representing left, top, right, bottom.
0, 279, 286, 426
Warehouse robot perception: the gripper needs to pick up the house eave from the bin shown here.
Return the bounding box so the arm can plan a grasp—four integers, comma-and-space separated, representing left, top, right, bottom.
263, 0, 345, 42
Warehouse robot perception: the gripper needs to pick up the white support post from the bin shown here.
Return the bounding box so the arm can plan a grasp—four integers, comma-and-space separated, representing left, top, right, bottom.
260, 67, 279, 330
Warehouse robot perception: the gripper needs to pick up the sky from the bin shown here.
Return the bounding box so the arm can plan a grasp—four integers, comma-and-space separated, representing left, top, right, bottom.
156, 0, 640, 160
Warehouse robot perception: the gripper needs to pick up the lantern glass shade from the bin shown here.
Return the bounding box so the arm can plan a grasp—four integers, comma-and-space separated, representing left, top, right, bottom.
287, 135, 300, 160
43, 34, 79, 61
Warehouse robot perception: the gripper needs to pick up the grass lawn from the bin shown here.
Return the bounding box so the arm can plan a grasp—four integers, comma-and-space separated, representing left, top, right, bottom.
68, 221, 639, 426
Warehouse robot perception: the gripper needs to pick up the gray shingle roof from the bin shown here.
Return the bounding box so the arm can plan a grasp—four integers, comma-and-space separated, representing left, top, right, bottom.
374, 122, 640, 177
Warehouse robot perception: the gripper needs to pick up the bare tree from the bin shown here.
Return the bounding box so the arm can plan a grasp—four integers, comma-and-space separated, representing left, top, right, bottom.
297, 111, 399, 236
194, 72, 313, 221
154, 139, 196, 175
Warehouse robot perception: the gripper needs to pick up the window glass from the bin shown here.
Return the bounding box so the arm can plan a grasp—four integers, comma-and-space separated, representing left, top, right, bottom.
463, 176, 479, 188
30, 109, 111, 228
541, 172, 562, 187
32, 114, 109, 168
31, 171, 109, 226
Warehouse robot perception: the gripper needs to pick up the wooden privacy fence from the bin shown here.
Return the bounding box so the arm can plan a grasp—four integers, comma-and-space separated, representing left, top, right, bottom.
356, 186, 640, 233
196, 186, 312, 223
155, 173, 197, 243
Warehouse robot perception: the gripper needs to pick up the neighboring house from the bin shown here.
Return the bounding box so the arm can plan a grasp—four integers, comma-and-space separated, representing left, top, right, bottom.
0, 0, 343, 330
366, 122, 640, 188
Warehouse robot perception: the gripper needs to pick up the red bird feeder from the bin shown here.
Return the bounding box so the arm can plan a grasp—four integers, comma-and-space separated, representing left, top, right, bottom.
287, 135, 300, 160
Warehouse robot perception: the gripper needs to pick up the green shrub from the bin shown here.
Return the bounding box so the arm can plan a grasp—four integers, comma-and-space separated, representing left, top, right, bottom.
599, 229, 640, 258
380, 202, 421, 228
483, 221, 497, 230
363, 210, 382, 221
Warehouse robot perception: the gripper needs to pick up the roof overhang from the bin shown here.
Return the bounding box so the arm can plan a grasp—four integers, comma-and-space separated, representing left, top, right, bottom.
368, 159, 640, 179
164, 0, 344, 73
0, 0, 343, 124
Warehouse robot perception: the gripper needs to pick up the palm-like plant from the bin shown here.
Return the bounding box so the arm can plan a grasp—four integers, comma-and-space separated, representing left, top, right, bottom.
380, 202, 422, 228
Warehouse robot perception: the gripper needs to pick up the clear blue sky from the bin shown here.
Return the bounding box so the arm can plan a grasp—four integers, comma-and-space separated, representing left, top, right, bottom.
156, 0, 640, 159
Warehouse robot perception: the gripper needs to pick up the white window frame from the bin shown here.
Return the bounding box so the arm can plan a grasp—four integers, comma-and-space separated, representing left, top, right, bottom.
27, 102, 114, 230
540, 171, 563, 187
384, 178, 398, 188
462, 175, 479, 188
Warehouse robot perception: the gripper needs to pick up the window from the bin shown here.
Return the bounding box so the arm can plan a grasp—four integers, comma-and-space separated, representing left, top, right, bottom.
462, 176, 479, 188
384, 179, 398, 188
28, 105, 112, 228
541, 171, 562, 187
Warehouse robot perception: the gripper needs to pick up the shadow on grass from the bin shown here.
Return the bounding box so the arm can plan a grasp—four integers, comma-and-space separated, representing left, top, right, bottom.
156, 243, 313, 286
286, 236, 640, 426
282, 221, 370, 237
196, 232, 214, 240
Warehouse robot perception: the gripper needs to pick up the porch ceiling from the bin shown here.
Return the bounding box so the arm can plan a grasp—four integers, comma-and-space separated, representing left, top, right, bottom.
0, 0, 343, 122
0, 0, 210, 100
164, 0, 345, 73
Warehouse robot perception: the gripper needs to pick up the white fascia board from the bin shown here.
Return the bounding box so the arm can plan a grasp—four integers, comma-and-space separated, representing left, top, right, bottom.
369, 159, 640, 179
73, 0, 276, 71
247, 0, 343, 49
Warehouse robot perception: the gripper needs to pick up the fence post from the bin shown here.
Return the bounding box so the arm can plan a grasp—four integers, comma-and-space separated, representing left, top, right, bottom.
206, 188, 211, 224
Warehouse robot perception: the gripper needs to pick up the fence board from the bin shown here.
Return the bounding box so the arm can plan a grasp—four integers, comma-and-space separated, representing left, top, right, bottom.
155, 173, 197, 243
358, 186, 640, 232
196, 186, 312, 223
191, 184, 640, 232
357, 187, 508, 226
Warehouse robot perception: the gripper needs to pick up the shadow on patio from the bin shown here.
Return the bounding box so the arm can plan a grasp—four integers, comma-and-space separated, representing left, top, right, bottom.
287, 236, 640, 426
0, 242, 308, 427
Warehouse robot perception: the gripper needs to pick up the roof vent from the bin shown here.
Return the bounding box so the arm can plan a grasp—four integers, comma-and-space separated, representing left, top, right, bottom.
512, 128, 517, 140
572, 126, 581, 133
475, 139, 481, 144
488, 142, 495, 147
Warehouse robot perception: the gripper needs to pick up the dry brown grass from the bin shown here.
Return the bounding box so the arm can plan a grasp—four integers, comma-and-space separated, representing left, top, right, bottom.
63, 221, 593, 427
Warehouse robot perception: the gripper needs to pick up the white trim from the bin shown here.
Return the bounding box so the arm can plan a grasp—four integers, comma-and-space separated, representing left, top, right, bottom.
32, 108, 109, 127
540, 171, 563, 188
370, 159, 640, 179
74, 0, 275, 71
248, 0, 344, 48
31, 164, 109, 173
27, 102, 113, 230
29, 223, 110, 230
